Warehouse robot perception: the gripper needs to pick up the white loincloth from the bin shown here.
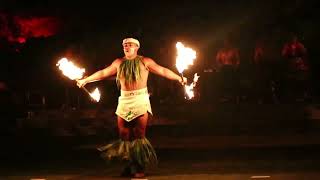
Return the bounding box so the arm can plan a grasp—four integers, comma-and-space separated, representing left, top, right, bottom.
116, 87, 152, 122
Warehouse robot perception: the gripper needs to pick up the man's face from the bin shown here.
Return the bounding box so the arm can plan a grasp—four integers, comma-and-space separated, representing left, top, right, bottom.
123, 42, 139, 56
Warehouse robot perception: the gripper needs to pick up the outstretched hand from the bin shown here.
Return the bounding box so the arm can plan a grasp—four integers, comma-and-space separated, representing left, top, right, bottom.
179, 77, 187, 86
76, 78, 87, 88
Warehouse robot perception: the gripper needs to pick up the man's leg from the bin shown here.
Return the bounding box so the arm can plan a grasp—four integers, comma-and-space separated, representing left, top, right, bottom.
133, 113, 148, 138
116, 116, 132, 176
131, 113, 153, 178
117, 116, 131, 141
133, 113, 148, 178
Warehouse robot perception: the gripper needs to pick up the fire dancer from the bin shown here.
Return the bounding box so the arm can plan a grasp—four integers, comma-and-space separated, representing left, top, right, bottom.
76, 37, 186, 178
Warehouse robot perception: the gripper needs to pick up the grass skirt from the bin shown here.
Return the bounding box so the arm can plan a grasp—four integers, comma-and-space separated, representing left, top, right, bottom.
97, 138, 158, 173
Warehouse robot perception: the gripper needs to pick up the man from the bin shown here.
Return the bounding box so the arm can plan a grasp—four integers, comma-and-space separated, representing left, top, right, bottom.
281, 34, 310, 101
216, 39, 240, 69
253, 37, 279, 103
281, 35, 308, 72
76, 37, 186, 178
215, 38, 240, 102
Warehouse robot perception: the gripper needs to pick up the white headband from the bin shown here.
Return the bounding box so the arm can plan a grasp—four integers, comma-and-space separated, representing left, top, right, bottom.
122, 38, 140, 47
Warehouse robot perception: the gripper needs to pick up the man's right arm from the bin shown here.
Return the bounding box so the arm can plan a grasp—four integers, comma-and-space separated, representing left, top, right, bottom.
77, 59, 120, 87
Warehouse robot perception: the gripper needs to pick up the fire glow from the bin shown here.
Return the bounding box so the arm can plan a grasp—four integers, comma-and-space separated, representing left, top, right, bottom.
90, 88, 101, 102
175, 42, 199, 100
56, 58, 101, 102
175, 42, 197, 74
184, 73, 200, 100
56, 58, 85, 80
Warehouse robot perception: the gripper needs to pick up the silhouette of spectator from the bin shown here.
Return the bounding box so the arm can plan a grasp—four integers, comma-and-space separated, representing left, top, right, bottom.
281, 34, 310, 102
215, 38, 240, 102
0, 81, 20, 135
252, 37, 279, 103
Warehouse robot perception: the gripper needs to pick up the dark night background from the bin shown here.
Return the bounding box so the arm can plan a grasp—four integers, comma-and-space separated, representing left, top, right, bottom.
3, 1, 320, 179
1, 1, 319, 97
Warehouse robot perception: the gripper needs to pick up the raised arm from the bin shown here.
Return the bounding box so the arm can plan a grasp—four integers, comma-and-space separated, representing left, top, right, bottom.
143, 57, 186, 84
77, 59, 120, 87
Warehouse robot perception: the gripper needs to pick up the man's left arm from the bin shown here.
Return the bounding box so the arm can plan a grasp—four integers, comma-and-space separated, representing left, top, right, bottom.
144, 57, 186, 84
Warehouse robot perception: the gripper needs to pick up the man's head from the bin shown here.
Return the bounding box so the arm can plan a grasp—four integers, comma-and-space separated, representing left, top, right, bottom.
122, 38, 140, 59
122, 38, 140, 47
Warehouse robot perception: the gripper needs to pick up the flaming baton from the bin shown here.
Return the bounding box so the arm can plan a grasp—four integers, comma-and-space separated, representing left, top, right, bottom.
56, 58, 101, 102
175, 42, 200, 99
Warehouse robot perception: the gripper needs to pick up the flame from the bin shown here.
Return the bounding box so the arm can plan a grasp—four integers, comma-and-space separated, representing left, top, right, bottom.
56, 57, 85, 80
90, 88, 101, 102
175, 42, 197, 73
56, 57, 101, 102
175, 42, 199, 100
193, 73, 200, 83
184, 73, 200, 100
185, 84, 195, 99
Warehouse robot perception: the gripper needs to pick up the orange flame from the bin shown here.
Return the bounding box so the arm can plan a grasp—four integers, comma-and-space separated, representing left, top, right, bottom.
56, 57, 85, 80
175, 42, 197, 73
175, 42, 199, 100
185, 73, 200, 100
89, 88, 101, 102
56, 57, 101, 102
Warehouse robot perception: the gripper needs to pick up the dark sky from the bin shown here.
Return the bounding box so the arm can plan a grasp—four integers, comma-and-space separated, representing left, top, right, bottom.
2, 1, 317, 35
1, 0, 318, 55
0, 0, 319, 92
1, 1, 318, 43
